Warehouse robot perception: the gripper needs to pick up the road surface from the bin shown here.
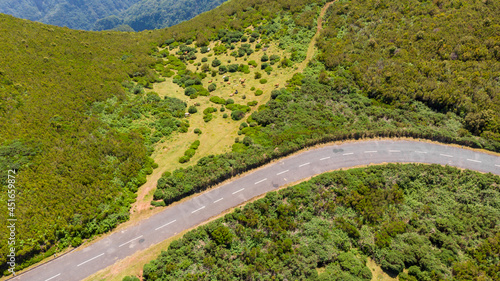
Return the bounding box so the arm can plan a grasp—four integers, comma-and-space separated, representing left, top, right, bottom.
10, 140, 500, 281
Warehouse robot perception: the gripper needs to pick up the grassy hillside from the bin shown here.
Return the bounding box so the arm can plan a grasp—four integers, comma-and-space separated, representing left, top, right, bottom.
0, 14, 164, 274
0, 0, 325, 275
139, 164, 500, 280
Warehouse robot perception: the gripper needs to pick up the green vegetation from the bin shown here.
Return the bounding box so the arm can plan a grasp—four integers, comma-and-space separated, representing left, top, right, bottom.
142, 164, 500, 280
317, 0, 500, 142
178, 140, 201, 163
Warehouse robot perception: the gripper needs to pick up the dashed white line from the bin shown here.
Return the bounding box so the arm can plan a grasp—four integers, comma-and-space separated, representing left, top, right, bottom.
276, 170, 289, 175
320, 157, 331, 160
119, 235, 143, 248
77, 253, 104, 267
191, 206, 206, 214
44, 274, 61, 281
415, 151, 427, 154
213, 198, 223, 203
155, 219, 177, 231
299, 162, 310, 167
232, 188, 244, 194
343, 153, 354, 156
467, 159, 481, 163
255, 178, 267, 184
495, 164, 500, 168
364, 151, 377, 153
389, 150, 401, 153
440, 154, 453, 158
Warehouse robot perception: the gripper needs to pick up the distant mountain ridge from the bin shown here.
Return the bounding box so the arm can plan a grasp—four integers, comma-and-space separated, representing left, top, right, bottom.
0, 0, 228, 31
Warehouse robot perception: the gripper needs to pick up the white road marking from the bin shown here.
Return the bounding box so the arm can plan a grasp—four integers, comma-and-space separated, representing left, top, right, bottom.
254, 178, 267, 184
276, 170, 289, 175
467, 159, 481, 163
232, 188, 245, 194
213, 198, 223, 203
389, 150, 401, 153
364, 151, 377, 153
495, 164, 500, 167
119, 235, 143, 248
299, 162, 310, 167
44, 274, 61, 281
191, 206, 206, 214
320, 157, 331, 160
343, 153, 354, 156
415, 151, 427, 154
77, 253, 104, 267
155, 220, 177, 231
440, 154, 453, 158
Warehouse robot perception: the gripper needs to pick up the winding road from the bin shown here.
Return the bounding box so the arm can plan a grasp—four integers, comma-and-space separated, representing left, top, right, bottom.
10, 140, 500, 281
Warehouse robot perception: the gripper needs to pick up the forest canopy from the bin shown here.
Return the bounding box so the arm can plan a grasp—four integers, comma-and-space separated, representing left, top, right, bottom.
142, 164, 500, 280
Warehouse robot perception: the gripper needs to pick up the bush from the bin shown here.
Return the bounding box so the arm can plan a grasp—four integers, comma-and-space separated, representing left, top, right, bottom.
226, 99, 234, 105
218, 65, 228, 74
185, 87, 197, 96
247, 101, 258, 106
209, 96, 226, 105
250, 86, 256, 91
231, 110, 245, 120
223, 113, 228, 118
188, 106, 198, 114
179, 156, 190, 163
203, 114, 213, 122
211, 58, 221, 67
184, 149, 196, 158
255, 90, 263, 96
190, 140, 201, 150
208, 83, 216, 92
203, 107, 217, 115
220, 106, 225, 112
259, 79, 267, 84
254, 72, 262, 79
239, 122, 248, 130
228, 64, 239, 72
201, 57, 208, 62
194, 128, 202, 135
248, 60, 258, 67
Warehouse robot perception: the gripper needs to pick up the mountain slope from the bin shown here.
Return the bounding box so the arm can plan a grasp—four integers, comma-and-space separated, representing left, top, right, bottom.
120, 0, 228, 31
0, 0, 141, 30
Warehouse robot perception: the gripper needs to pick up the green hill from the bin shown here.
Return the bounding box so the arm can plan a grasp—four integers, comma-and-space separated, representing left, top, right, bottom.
0, 0, 499, 278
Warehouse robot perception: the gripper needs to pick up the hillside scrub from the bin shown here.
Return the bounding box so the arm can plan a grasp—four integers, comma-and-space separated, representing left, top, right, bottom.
143, 164, 500, 280
317, 0, 500, 141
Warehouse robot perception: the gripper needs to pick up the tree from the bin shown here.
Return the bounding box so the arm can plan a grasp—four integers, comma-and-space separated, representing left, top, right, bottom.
208, 83, 217, 92
231, 110, 245, 120
261, 54, 269, 62
212, 58, 221, 67
210, 226, 233, 246
254, 72, 262, 79
188, 106, 198, 114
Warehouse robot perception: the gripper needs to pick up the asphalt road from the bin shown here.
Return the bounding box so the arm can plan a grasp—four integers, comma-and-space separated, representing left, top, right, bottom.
11, 140, 500, 281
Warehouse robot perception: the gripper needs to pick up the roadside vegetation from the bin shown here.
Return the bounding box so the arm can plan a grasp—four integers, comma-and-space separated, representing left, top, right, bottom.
1, 0, 499, 277
139, 164, 500, 280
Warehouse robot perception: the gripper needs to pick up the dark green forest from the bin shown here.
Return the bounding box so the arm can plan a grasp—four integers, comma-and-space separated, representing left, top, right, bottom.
142, 164, 500, 280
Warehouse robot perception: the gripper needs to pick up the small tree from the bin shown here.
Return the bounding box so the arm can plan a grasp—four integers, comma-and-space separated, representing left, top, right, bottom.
208, 83, 217, 92
194, 128, 202, 135
188, 106, 198, 114
211, 58, 221, 67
